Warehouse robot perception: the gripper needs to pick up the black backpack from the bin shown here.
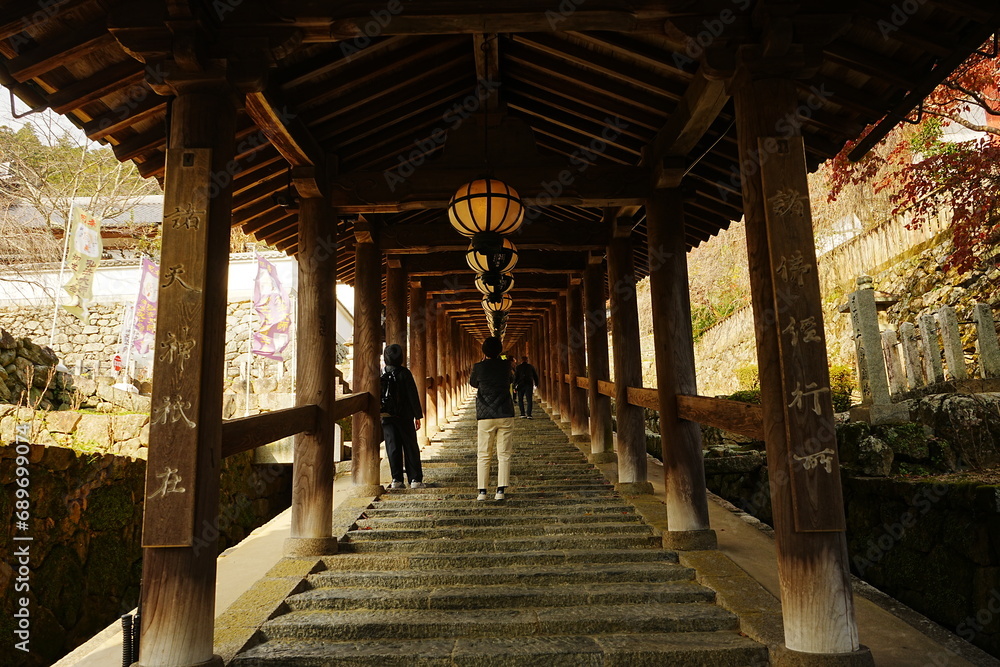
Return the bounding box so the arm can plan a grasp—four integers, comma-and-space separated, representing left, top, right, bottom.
380, 367, 400, 417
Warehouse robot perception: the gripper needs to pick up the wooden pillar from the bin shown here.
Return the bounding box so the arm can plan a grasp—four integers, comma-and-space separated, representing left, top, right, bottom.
584, 258, 614, 461
287, 196, 339, 556
351, 234, 382, 494
452, 320, 462, 415
425, 297, 438, 436
646, 189, 715, 549
436, 305, 449, 426
409, 282, 427, 446
138, 83, 235, 667
557, 294, 571, 425
546, 307, 560, 418
607, 232, 651, 493
384, 260, 407, 356
567, 280, 589, 439
734, 73, 861, 657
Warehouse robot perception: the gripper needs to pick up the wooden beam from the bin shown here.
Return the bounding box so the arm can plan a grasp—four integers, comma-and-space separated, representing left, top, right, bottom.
331, 164, 649, 213
250, 1, 741, 38
473, 33, 501, 113
650, 71, 731, 187
47, 60, 146, 114
6, 18, 115, 82
245, 90, 325, 168
221, 405, 320, 458
405, 250, 586, 275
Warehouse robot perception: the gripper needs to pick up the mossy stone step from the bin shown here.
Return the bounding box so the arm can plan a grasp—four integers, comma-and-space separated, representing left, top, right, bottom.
337, 533, 661, 554
343, 522, 653, 542
258, 602, 739, 642
233, 631, 768, 667
317, 548, 680, 572
355, 513, 643, 529
286, 580, 715, 611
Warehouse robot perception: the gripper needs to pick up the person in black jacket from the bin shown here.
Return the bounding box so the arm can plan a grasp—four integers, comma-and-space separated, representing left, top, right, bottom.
469, 336, 515, 501
514, 355, 540, 419
381, 343, 424, 489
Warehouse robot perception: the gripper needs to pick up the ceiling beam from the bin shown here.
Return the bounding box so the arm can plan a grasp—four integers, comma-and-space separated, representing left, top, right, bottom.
649, 71, 731, 188
405, 251, 586, 275
245, 90, 326, 171
473, 33, 501, 113
228, 1, 745, 40
379, 217, 611, 254
331, 164, 650, 213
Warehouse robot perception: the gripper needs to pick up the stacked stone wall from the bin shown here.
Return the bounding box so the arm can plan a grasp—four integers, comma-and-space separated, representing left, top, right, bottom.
0, 442, 291, 667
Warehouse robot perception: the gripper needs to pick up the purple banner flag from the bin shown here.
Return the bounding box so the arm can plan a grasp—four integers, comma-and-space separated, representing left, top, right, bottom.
252, 256, 292, 361
133, 257, 159, 355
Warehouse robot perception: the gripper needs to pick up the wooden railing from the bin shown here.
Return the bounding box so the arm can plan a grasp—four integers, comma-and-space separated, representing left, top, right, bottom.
221, 392, 371, 459
558, 374, 764, 440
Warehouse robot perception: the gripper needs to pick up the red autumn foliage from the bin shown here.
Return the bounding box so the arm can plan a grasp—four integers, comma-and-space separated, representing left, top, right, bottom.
827, 43, 1000, 272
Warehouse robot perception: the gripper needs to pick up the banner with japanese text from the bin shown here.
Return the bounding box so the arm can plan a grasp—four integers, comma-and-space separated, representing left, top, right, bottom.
61, 207, 102, 323
133, 257, 159, 355
251, 255, 292, 360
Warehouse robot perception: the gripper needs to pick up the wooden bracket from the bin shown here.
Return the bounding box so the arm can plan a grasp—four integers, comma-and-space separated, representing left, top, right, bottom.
353, 215, 375, 245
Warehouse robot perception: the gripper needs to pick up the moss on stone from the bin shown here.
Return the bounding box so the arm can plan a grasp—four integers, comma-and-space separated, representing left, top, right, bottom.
86, 483, 135, 531
878, 423, 931, 461
35, 544, 85, 630
85, 533, 139, 598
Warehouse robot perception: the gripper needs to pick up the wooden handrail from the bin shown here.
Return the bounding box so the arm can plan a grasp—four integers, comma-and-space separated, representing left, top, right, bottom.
677, 394, 764, 440
626, 386, 659, 410
221, 404, 320, 458
331, 392, 371, 422
564, 373, 764, 439
221, 392, 373, 459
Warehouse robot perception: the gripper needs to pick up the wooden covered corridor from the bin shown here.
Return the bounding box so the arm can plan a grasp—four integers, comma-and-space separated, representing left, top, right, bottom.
3, 1, 998, 664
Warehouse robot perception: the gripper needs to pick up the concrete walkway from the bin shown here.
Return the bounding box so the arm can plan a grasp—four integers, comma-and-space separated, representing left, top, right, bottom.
58, 398, 998, 665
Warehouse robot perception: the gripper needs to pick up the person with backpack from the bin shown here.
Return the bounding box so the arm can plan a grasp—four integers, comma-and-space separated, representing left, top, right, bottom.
380, 343, 424, 489
469, 336, 515, 501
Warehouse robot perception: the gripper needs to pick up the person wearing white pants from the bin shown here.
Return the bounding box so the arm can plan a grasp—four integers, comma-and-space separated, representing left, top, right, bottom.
470, 336, 516, 501
477, 417, 513, 496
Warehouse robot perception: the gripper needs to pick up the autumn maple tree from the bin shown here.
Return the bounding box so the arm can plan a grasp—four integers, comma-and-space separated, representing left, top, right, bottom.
827, 43, 1000, 272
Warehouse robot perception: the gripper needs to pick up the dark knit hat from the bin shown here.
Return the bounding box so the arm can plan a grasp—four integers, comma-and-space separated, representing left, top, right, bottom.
383, 343, 404, 366
482, 337, 502, 358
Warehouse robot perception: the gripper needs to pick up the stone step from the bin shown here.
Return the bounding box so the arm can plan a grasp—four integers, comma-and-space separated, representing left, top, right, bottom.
257, 603, 740, 642
337, 534, 662, 554
286, 580, 715, 611
233, 631, 769, 667
360, 504, 637, 519
355, 512, 644, 529
373, 489, 622, 502
342, 521, 654, 542
309, 560, 693, 588
363, 498, 634, 512
318, 548, 680, 572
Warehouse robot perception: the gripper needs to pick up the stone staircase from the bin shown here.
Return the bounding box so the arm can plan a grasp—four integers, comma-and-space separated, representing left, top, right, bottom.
232, 401, 768, 666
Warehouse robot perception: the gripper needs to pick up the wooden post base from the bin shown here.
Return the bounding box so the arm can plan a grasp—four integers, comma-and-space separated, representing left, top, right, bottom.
774, 646, 875, 666
135, 655, 223, 667
662, 529, 718, 551
283, 537, 339, 557
352, 483, 385, 497
614, 481, 654, 495
589, 451, 618, 464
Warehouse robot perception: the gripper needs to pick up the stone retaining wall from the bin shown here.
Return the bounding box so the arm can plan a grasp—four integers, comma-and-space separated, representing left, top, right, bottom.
704, 450, 1000, 658
0, 442, 291, 667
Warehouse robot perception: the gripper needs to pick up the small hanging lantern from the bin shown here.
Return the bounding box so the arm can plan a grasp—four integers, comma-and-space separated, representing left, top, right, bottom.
465, 238, 518, 274
482, 293, 512, 313
475, 272, 514, 296
448, 178, 524, 254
